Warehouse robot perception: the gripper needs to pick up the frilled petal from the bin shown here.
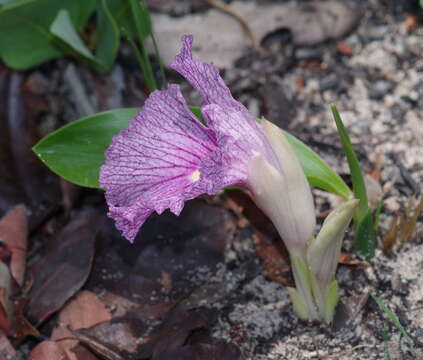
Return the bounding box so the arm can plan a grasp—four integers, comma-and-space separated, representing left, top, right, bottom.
100, 84, 218, 242
202, 104, 280, 188
171, 35, 244, 112
171, 35, 280, 186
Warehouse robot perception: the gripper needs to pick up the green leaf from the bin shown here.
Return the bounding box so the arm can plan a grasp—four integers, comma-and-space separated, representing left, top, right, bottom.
331, 105, 375, 258
331, 105, 368, 217
284, 132, 352, 200
355, 208, 376, 260
0, 0, 96, 70
128, 0, 152, 39
33, 108, 139, 188
420, 0, 423, 9
95, 0, 120, 72
50, 9, 96, 60
0, 0, 26, 7
49, 3, 119, 73
126, 0, 157, 92
106, 0, 136, 37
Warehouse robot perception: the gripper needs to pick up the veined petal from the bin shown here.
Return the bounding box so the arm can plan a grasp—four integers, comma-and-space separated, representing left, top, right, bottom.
196, 105, 280, 194
171, 35, 280, 188
100, 84, 218, 242
171, 35, 247, 114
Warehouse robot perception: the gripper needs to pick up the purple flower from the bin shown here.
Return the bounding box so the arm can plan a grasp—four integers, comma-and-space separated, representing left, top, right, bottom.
100, 35, 315, 251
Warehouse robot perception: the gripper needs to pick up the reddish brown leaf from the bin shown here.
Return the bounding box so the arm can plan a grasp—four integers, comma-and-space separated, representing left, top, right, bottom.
0, 262, 13, 335
0, 204, 28, 286
27, 210, 100, 326
52, 290, 110, 360
58, 290, 111, 330
10, 297, 39, 340
336, 41, 354, 56
0, 335, 16, 359
404, 13, 419, 33
368, 152, 382, 182
28, 341, 70, 360
253, 232, 292, 287
74, 317, 143, 358
338, 253, 363, 266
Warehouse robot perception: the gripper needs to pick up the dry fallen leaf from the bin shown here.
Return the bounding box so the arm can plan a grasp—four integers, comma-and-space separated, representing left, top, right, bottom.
404, 13, 420, 33
27, 210, 100, 326
253, 232, 292, 287
28, 341, 70, 360
0, 335, 16, 359
338, 253, 363, 266
383, 196, 423, 254
0, 204, 28, 286
336, 41, 354, 56
52, 290, 111, 360
57, 290, 111, 330
0, 261, 13, 335
153, 0, 360, 68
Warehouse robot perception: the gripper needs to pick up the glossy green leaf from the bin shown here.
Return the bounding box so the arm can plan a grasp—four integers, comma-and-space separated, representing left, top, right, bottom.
284, 132, 352, 200
50, 1, 120, 73
33, 108, 139, 188
0, 0, 96, 70
33, 107, 353, 203
50, 9, 96, 60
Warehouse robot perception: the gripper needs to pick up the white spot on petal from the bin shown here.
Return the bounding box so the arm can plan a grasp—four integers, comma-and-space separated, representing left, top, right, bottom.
190, 170, 201, 182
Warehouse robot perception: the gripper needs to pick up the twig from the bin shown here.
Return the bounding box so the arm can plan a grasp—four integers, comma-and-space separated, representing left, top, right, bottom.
206, 0, 263, 53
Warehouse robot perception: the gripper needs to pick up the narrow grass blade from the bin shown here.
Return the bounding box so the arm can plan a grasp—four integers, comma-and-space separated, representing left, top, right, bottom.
95, 0, 120, 72
122, 27, 156, 92
331, 105, 375, 259
383, 323, 393, 360
371, 294, 418, 357
128, 0, 157, 92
